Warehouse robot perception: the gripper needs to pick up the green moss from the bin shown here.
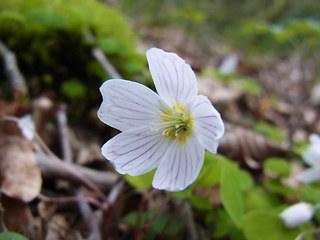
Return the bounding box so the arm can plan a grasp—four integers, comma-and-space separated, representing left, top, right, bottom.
0, 0, 146, 119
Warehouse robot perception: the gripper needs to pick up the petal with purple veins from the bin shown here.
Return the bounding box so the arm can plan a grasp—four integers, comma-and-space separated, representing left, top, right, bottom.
146, 48, 198, 107
98, 79, 163, 132
190, 95, 225, 154
101, 126, 171, 176
152, 134, 204, 191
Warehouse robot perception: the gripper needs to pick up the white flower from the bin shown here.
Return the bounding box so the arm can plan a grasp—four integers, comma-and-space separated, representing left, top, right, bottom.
97, 48, 224, 191
298, 134, 320, 183
280, 202, 314, 228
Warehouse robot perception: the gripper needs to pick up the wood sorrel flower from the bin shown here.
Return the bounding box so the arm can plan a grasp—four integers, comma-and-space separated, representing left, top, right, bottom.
298, 134, 320, 183
98, 48, 224, 191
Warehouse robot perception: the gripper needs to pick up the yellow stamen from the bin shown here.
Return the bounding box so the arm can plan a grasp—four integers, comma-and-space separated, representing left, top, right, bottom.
159, 104, 193, 142
178, 132, 190, 142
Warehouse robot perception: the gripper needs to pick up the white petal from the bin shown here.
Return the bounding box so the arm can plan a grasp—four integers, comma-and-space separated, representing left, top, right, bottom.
280, 202, 314, 228
152, 135, 204, 191
303, 145, 320, 167
297, 168, 320, 183
146, 48, 198, 107
97, 79, 162, 131
190, 95, 225, 154
309, 134, 320, 144
101, 127, 170, 176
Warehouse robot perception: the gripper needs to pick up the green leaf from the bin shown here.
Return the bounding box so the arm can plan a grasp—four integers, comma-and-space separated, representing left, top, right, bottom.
220, 162, 243, 228
264, 179, 296, 196
210, 209, 245, 240
197, 152, 223, 187
171, 186, 192, 198
299, 184, 320, 204
253, 122, 286, 143
238, 169, 254, 191
95, 37, 127, 54
125, 169, 155, 190
29, 9, 68, 28
291, 139, 309, 156
0, 232, 29, 240
0, 10, 25, 23
190, 195, 213, 211
235, 77, 262, 96
243, 210, 300, 240
244, 187, 281, 212
263, 157, 290, 177
125, 210, 183, 237
212, 209, 232, 238
61, 79, 86, 99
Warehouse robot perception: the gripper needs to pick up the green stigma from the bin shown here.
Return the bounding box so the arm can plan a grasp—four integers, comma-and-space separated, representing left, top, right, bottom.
160, 104, 193, 142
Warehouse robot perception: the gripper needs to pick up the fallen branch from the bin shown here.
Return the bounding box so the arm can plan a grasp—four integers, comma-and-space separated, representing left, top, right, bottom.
85, 31, 122, 79
55, 104, 102, 240
0, 41, 27, 100
56, 103, 72, 164
35, 152, 118, 192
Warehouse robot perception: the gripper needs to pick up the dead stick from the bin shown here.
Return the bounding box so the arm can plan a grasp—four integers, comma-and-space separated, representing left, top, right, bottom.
35, 152, 117, 193
0, 41, 27, 100
74, 191, 102, 240
56, 103, 72, 163
175, 199, 198, 240
85, 31, 122, 79
0, 117, 118, 192
38, 194, 103, 209
56, 104, 102, 240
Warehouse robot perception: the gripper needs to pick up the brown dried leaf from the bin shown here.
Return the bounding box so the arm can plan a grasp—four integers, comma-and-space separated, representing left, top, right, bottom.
46, 214, 76, 240
0, 100, 31, 117
0, 121, 42, 202
1, 194, 33, 234
218, 123, 289, 168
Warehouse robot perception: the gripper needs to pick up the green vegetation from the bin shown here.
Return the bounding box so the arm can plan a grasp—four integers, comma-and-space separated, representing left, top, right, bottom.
0, 0, 147, 117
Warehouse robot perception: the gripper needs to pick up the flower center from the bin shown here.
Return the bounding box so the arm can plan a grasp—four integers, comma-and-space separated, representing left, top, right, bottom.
159, 104, 193, 142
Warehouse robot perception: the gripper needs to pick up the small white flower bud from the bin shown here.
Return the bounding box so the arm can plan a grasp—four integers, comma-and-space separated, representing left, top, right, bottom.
280, 202, 314, 228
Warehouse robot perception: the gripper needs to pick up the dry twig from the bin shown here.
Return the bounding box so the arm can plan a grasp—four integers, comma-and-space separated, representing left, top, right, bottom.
85, 31, 122, 79
56, 104, 102, 240
0, 41, 27, 100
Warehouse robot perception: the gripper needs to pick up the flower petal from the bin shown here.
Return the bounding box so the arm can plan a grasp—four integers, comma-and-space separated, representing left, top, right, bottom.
97, 79, 162, 132
152, 135, 204, 191
146, 48, 198, 107
309, 134, 320, 144
280, 202, 314, 228
190, 95, 225, 154
303, 145, 320, 167
101, 127, 170, 176
297, 168, 320, 183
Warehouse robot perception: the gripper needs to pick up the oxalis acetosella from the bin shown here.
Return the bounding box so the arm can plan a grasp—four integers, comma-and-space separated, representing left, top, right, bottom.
97, 47, 224, 191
